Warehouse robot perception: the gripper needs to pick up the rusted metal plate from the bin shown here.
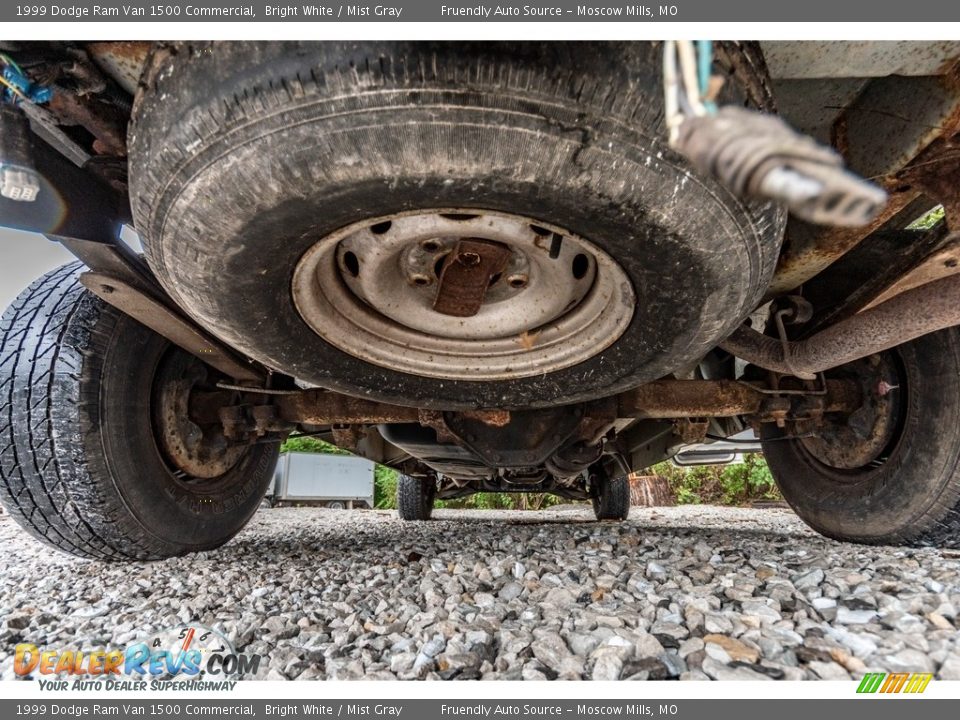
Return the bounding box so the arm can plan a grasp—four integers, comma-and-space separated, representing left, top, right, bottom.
432, 238, 512, 317
902, 150, 960, 222
769, 191, 918, 297
840, 73, 960, 180
443, 406, 583, 467
86, 41, 151, 95
771, 77, 869, 144
48, 91, 127, 156
768, 58, 960, 295
762, 41, 960, 80
79, 271, 263, 382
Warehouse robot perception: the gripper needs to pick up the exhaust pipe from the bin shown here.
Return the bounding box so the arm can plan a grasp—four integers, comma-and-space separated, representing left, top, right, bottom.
720, 273, 960, 377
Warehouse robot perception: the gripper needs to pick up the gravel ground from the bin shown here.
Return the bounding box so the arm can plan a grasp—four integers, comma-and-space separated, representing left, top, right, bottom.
1, 504, 959, 681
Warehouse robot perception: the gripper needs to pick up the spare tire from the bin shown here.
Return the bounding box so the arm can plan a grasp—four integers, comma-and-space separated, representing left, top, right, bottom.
130, 41, 784, 409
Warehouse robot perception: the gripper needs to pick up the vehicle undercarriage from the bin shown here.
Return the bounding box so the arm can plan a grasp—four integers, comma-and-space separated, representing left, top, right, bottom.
2, 40, 960, 557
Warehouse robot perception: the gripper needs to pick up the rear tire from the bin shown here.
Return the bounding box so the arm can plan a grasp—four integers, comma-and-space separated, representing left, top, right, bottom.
592, 470, 631, 521
763, 329, 960, 547
0, 264, 278, 560
397, 474, 435, 521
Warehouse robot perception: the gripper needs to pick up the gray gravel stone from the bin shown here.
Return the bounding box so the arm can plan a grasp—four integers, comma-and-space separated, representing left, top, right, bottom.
5, 614, 31, 630
701, 657, 773, 681
591, 647, 625, 680
645, 562, 667, 581
532, 634, 572, 670
564, 631, 601, 657
704, 613, 734, 634
836, 608, 878, 625
884, 648, 936, 674
678, 637, 705, 658
793, 569, 825, 590
498, 582, 523, 601
811, 597, 838, 621
543, 588, 577, 608
0, 505, 956, 682
938, 654, 960, 680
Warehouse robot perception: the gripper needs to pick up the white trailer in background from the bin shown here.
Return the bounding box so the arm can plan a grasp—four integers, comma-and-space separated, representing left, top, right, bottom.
268, 452, 375, 509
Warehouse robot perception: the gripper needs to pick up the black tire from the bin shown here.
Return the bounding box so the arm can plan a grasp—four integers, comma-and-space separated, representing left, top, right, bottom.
130, 41, 784, 410
763, 329, 960, 547
397, 475, 435, 521
0, 264, 278, 560
592, 472, 631, 521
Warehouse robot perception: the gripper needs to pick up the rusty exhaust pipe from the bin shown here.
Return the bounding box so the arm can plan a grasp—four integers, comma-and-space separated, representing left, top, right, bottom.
720, 273, 960, 377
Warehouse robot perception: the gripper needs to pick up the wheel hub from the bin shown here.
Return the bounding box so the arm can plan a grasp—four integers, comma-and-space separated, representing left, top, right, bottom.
799, 354, 903, 471
153, 354, 246, 479
291, 210, 636, 381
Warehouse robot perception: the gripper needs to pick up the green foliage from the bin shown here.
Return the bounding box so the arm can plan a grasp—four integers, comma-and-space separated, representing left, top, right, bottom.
374, 465, 399, 509
437, 492, 566, 511
279, 435, 350, 455
675, 486, 702, 505
653, 453, 779, 506
907, 205, 945, 230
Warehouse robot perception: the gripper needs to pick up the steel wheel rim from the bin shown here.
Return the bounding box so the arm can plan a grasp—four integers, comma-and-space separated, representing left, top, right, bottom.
291, 209, 636, 381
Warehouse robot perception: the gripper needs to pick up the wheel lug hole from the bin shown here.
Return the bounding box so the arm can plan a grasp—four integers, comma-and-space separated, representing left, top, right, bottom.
420, 239, 442, 252
507, 274, 528, 289
410, 274, 432, 287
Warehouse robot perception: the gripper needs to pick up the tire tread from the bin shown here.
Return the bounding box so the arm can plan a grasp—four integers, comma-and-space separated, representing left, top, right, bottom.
594, 474, 630, 521
0, 264, 275, 560
397, 475, 435, 521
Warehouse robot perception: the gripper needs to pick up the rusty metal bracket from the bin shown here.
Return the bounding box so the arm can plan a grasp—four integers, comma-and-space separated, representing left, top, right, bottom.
80, 271, 263, 383
864, 231, 960, 309
433, 238, 512, 317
